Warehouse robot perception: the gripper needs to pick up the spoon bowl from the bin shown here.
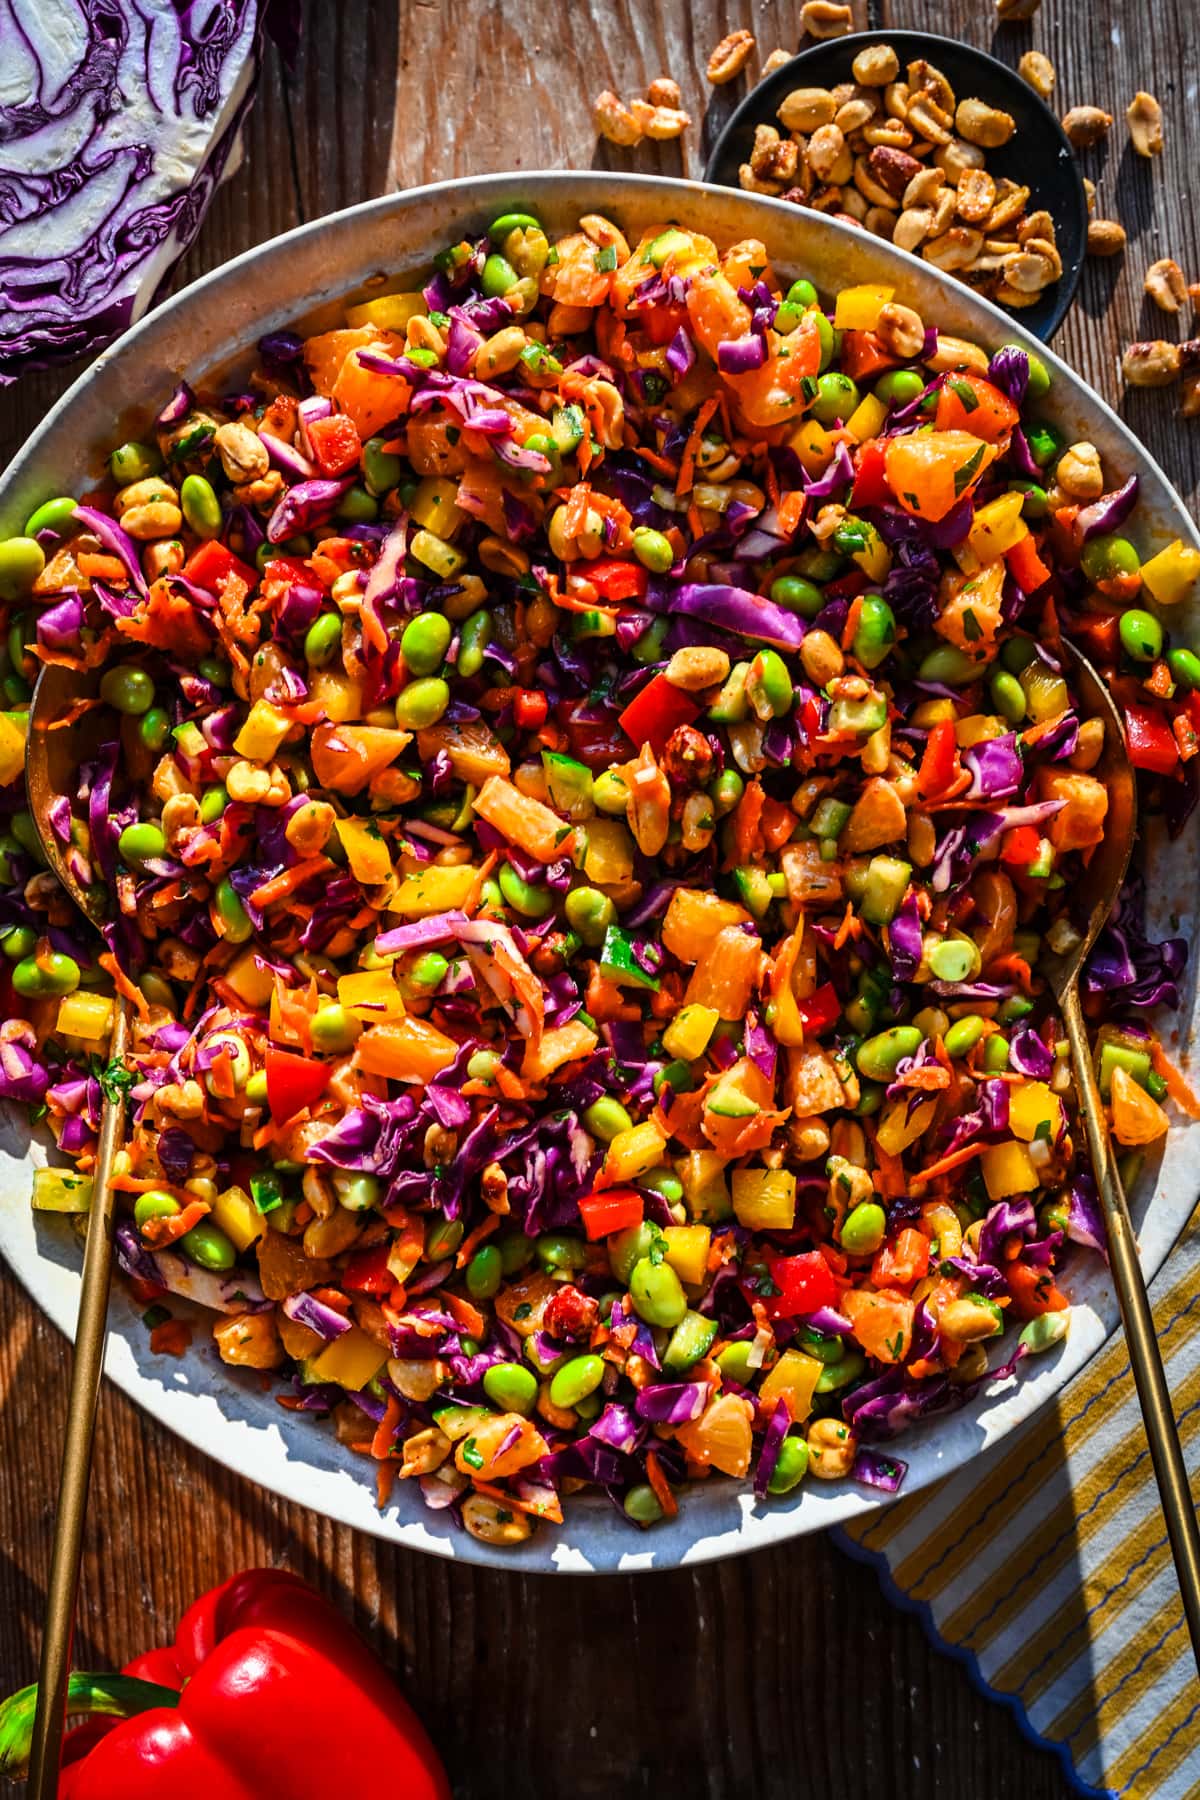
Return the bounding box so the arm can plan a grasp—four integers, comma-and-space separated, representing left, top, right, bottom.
25, 660, 112, 922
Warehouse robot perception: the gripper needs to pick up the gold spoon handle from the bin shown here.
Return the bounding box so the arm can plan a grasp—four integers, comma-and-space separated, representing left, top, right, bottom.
1062, 982, 1200, 1672
27, 1000, 129, 1798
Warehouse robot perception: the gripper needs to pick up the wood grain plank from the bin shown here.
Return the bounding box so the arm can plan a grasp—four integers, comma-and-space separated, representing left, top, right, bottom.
1, 2, 1161, 1793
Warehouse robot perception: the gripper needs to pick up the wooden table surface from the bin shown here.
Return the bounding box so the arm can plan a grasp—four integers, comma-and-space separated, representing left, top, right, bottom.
3, 2, 1198, 1793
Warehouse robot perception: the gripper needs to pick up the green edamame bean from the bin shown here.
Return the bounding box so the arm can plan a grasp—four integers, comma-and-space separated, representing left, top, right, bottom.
110, 441, 161, 485
549, 1353, 605, 1410
244, 1070, 269, 1105
632, 616, 669, 664
874, 368, 925, 407
593, 770, 630, 815
851, 596, 896, 671
394, 677, 449, 730
629, 1255, 687, 1328
983, 1033, 1010, 1073
944, 1014, 986, 1058
917, 644, 982, 687
456, 609, 492, 678
815, 1351, 867, 1393
840, 1201, 887, 1256
767, 1434, 810, 1494
424, 1215, 464, 1261
814, 312, 836, 373
215, 877, 253, 944
927, 937, 981, 982
134, 1190, 180, 1229
786, 278, 818, 309
0, 924, 35, 960
608, 1221, 662, 1285
769, 575, 824, 618
466, 1244, 502, 1300
498, 1231, 535, 1275
497, 861, 554, 918
623, 1483, 665, 1526
310, 1004, 359, 1053
138, 707, 171, 752
180, 474, 221, 540
466, 1048, 502, 1083
179, 1219, 236, 1272
537, 1232, 587, 1273
1080, 534, 1141, 584
711, 769, 745, 816
490, 211, 542, 240
564, 885, 616, 946
304, 613, 343, 668
856, 1025, 923, 1082
118, 822, 167, 866
483, 1361, 539, 1414
13, 954, 75, 997
583, 1096, 634, 1142
100, 665, 155, 716
990, 669, 1027, 723
1019, 1311, 1069, 1353
716, 1340, 756, 1385
481, 253, 518, 297
855, 1081, 885, 1117
810, 370, 859, 426
24, 496, 78, 538
197, 656, 230, 688
1168, 648, 1200, 691
643, 1167, 684, 1205
0, 536, 45, 602
1024, 422, 1061, 468
1025, 352, 1051, 400
199, 785, 228, 825
410, 951, 449, 988
631, 526, 674, 573
401, 611, 453, 676
1118, 608, 1163, 663
746, 648, 793, 720
362, 437, 405, 496
1007, 480, 1050, 520
334, 485, 378, 523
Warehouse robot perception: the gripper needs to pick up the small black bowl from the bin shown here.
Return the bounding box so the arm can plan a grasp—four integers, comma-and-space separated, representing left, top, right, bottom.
704, 28, 1087, 341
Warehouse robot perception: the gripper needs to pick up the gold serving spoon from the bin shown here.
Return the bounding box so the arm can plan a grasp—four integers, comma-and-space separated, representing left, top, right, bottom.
23, 660, 130, 1800
1045, 641, 1200, 1671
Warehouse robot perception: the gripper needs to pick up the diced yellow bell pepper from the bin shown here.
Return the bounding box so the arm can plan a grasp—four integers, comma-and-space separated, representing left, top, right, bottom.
345, 291, 427, 331
662, 1004, 720, 1062
212, 1184, 267, 1253
55, 991, 115, 1042
911, 698, 957, 727
847, 520, 891, 583
307, 669, 363, 722
233, 699, 292, 762
787, 417, 837, 475
0, 711, 28, 787
410, 528, 466, 579
338, 969, 405, 1021
309, 1325, 388, 1390
1008, 1080, 1065, 1143
1140, 538, 1200, 606
954, 714, 1004, 748
335, 816, 393, 885
759, 1348, 822, 1423
409, 477, 465, 539
845, 391, 889, 443
876, 1096, 938, 1156
967, 491, 1028, 564
980, 1139, 1040, 1199
224, 949, 276, 1010
582, 816, 635, 886
32, 1167, 93, 1213
602, 1119, 669, 1184
663, 1223, 712, 1287
390, 863, 478, 916
833, 283, 895, 331
679, 1149, 733, 1223
731, 1167, 796, 1231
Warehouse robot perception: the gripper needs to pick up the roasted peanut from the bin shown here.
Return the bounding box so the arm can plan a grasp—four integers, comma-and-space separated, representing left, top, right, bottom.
593, 90, 641, 146
956, 98, 1015, 148
808, 123, 852, 184
1087, 218, 1127, 257
955, 167, 996, 224
1055, 441, 1105, 496
990, 181, 1032, 232
807, 1417, 857, 1479
934, 136, 986, 186
1062, 105, 1112, 149
762, 49, 793, 77
906, 95, 954, 146
707, 29, 755, 84
835, 95, 878, 134
875, 301, 925, 358
867, 144, 922, 199
629, 99, 691, 140
739, 163, 784, 196
1127, 91, 1164, 158
1145, 258, 1188, 314
1122, 340, 1182, 387
750, 123, 799, 184
852, 43, 899, 87
894, 207, 935, 253
922, 228, 984, 273
1018, 51, 1055, 100
665, 646, 731, 691
906, 59, 955, 115
799, 1, 853, 38
213, 420, 269, 484
1181, 372, 1200, 419
778, 86, 837, 133
925, 334, 989, 375
1002, 245, 1059, 294
646, 76, 681, 109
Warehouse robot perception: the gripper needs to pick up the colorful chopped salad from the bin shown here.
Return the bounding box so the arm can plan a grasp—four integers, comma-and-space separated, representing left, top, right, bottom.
3, 208, 1199, 1546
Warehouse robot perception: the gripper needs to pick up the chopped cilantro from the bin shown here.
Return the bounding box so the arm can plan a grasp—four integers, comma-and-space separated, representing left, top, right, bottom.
460, 1438, 484, 1471
953, 443, 986, 496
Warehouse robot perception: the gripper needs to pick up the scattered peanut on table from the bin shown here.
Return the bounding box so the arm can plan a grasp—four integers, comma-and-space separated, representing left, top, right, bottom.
1145, 258, 1188, 315
707, 29, 755, 85
1127, 90, 1164, 157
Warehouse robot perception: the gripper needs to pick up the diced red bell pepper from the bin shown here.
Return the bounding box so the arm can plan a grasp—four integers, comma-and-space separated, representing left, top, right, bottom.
617, 671, 700, 756
762, 1250, 838, 1321
513, 688, 549, 730
871, 1227, 931, 1290
840, 329, 899, 384
1125, 703, 1180, 774
1001, 823, 1042, 867
557, 698, 632, 770
850, 438, 891, 510
1069, 609, 1120, 665
305, 413, 362, 477
1006, 1259, 1069, 1319
341, 1243, 395, 1293
820, 567, 871, 602
265, 1046, 330, 1124
578, 1187, 645, 1241
181, 539, 258, 595
796, 982, 840, 1036
585, 557, 649, 603
918, 719, 960, 798
1004, 533, 1051, 593
641, 302, 690, 347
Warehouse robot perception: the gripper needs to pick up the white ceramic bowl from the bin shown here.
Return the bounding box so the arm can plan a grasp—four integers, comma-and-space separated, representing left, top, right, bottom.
2, 172, 1197, 1573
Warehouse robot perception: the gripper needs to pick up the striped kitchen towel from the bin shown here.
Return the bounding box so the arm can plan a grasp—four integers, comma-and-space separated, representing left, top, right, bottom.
837, 1210, 1200, 1799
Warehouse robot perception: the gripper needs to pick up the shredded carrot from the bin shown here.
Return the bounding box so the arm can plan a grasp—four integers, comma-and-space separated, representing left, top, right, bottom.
912, 1142, 984, 1185
441, 1292, 487, 1338
776, 490, 806, 537
375, 1462, 399, 1508
98, 954, 150, 1019
250, 856, 334, 909
77, 551, 129, 583
832, 904, 860, 951
1151, 1043, 1200, 1118
454, 1211, 500, 1269
644, 1448, 679, 1519
841, 596, 865, 652
676, 394, 720, 497
371, 1393, 404, 1460
140, 1201, 211, 1247
472, 1479, 565, 1524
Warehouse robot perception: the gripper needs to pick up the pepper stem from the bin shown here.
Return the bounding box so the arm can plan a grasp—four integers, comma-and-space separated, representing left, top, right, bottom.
0, 1672, 179, 1776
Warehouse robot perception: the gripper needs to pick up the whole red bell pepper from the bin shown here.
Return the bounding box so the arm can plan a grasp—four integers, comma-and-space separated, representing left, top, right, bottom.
0, 1570, 449, 1799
